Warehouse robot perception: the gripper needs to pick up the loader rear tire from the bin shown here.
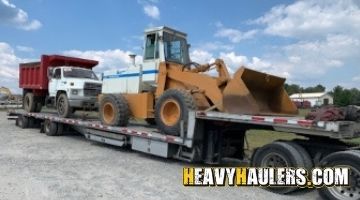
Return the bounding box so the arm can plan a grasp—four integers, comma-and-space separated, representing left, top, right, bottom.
99, 94, 129, 126
23, 92, 37, 112
155, 89, 196, 136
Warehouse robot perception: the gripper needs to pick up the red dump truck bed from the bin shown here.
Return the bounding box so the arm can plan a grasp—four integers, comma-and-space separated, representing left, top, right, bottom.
19, 55, 99, 91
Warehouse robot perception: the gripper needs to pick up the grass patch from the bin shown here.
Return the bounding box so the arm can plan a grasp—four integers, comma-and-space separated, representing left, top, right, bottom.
245, 130, 304, 151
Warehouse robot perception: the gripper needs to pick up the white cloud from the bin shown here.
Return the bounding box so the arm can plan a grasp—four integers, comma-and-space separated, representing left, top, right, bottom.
254, 0, 360, 39
231, 0, 360, 86
0, 42, 35, 93
63, 49, 143, 73
0, 0, 42, 30
215, 23, 258, 43
16, 45, 34, 52
190, 49, 215, 64
143, 5, 160, 20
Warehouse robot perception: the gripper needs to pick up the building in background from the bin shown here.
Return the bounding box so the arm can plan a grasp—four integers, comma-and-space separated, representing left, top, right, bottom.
290, 92, 333, 107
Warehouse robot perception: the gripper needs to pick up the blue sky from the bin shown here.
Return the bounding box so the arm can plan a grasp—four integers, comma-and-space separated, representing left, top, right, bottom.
1, 0, 360, 93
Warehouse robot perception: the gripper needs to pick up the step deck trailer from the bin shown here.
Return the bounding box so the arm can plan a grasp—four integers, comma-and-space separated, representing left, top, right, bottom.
7, 110, 360, 198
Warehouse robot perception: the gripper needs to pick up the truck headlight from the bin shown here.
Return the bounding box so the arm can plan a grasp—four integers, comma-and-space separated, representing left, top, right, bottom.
71, 89, 79, 95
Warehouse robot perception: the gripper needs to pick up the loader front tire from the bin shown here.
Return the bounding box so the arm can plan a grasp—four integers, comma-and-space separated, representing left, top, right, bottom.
155, 89, 196, 136
99, 94, 129, 126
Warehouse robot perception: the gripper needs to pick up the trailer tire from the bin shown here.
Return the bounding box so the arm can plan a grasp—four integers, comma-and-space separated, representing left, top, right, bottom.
99, 94, 129, 126
44, 119, 59, 136
251, 141, 305, 194
57, 123, 64, 135
282, 141, 313, 170
17, 116, 29, 129
57, 93, 71, 118
155, 89, 196, 136
318, 150, 360, 200
24, 92, 36, 112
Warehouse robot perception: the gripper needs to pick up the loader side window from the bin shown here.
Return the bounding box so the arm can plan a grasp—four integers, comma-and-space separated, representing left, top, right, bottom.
144, 34, 159, 60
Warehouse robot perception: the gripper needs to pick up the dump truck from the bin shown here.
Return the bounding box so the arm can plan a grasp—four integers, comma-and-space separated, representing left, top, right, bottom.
19, 55, 102, 117
100, 26, 298, 136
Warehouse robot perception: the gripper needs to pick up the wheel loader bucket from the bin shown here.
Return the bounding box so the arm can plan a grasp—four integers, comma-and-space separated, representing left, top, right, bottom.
222, 67, 298, 116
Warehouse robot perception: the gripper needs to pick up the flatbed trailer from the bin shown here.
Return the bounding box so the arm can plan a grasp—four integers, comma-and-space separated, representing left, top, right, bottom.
7, 109, 360, 199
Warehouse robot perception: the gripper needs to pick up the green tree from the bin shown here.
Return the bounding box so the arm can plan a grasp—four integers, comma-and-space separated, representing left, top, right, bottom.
331, 86, 360, 106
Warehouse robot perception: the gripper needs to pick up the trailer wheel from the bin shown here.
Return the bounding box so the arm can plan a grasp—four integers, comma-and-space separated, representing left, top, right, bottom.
155, 89, 196, 136
57, 123, 64, 135
23, 92, 36, 112
251, 141, 305, 194
17, 116, 29, 129
99, 94, 129, 126
57, 93, 71, 118
44, 119, 59, 136
318, 150, 360, 200
283, 141, 313, 170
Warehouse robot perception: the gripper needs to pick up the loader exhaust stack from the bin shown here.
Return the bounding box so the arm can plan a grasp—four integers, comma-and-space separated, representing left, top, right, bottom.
223, 67, 298, 116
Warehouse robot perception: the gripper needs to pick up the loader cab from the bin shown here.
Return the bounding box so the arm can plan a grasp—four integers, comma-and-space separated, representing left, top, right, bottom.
142, 27, 190, 68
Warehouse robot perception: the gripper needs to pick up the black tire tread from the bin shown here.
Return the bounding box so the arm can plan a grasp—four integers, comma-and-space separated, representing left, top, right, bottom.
24, 92, 36, 113
57, 93, 71, 118
251, 141, 304, 194
100, 94, 129, 126
318, 150, 360, 200
155, 89, 196, 136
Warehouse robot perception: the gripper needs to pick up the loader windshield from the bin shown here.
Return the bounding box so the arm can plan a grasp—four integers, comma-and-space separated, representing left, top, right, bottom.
163, 32, 189, 64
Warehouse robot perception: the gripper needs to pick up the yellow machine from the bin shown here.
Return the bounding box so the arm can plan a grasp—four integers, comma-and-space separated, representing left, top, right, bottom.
100, 26, 297, 135
0, 87, 15, 101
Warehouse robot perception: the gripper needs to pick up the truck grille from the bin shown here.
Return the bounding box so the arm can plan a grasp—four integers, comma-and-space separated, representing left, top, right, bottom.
84, 82, 102, 96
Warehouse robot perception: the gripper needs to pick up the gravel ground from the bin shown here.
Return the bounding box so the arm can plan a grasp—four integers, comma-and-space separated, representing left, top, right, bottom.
0, 111, 320, 200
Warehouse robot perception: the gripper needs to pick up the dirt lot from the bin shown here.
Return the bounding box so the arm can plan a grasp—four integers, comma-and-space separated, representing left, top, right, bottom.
0, 111, 320, 200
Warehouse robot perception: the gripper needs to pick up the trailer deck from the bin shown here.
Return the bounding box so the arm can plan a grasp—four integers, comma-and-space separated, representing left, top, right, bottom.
7, 109, 360, 199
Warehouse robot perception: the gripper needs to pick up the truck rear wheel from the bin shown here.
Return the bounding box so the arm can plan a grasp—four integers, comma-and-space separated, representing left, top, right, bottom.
35, 97, 43, 113
155, 89, 196, 136
57, 93, 71, 118
99, 94, 129, 126
23, 92, 36, 112
318, 150, 360, 200
251, 141, 305, 194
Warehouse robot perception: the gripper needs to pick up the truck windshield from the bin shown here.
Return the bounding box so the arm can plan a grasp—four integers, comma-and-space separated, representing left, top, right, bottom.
163, 32, 190, 64
63, 68, 98, 80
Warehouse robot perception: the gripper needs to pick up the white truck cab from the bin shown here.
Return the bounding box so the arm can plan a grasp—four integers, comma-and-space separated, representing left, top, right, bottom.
48, 66, 102, 117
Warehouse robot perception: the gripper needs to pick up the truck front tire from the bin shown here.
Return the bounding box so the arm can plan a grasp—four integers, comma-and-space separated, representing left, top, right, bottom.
57, 93, 72, 118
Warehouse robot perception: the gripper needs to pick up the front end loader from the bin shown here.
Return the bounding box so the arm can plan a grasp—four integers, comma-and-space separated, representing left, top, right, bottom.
99, 26, 297, 135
